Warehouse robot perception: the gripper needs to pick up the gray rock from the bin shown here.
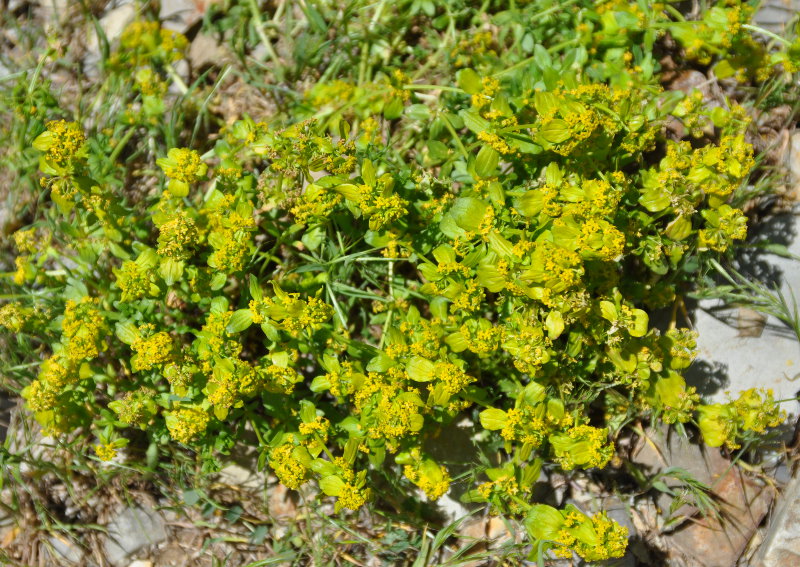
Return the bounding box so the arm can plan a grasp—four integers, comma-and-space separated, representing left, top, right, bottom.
754, 0, 800, 34
755, 473, 800, 566
104, 506, 167, 567
44, 534, 84, 564
160, 0, 204, 33
218, 463, 266, 491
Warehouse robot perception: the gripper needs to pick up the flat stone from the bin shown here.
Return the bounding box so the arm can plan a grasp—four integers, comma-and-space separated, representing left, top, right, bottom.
266, 482, 297, 519
218, 463, 266, 491
755, 0, 800, 34
44, 534, 84, 564
189, 33, 234, 70
755, 473, 800, 566
631, 426, 753, 533
104, 506, 167, 567
160, 0, 209, 33
665, 467, 773, 567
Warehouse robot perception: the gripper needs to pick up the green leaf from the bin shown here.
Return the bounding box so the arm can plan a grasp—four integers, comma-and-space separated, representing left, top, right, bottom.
310, 375, 331, 393
449, 197, 488, 232
361, 159, 376, 186
159, 258, 184, 286
384, 97, 405, 120
319, 475, 345, 496
406, 356, 436, 382
226, 309, 254, 334
630, 309, 649, 337
457, 68, 482, 94
479, 408, 508, 430
459, 109, 491, 135
475, 145, 500, 178
665, 216, 692, 241
600, 300, 617, 322
525, 504, 565, 541
210, 272, 227, 290
334, 183, 362, 202
115, 321, 140, 345
545, 310, 565, 340
406, 104, 431, 121
249, 274, 263, 301
367, 352, 396, 372
537, 119, 571, 144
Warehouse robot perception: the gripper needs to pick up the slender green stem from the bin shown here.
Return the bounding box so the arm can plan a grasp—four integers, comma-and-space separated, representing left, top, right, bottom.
743, 23, 792, 46
164, 63, 189, 95
404, 84, 465, 94
441, 113, 470, 160
248, 0, 286, 82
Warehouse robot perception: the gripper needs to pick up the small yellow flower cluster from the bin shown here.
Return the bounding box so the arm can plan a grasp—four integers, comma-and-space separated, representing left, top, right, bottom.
353, 370, 424, 447
252, 294, 333, 336
196, 311, 242, 372
134, 67, 168, 97
268, 441, 310, 489
471, 77, 500, 109
451, 30, 495, 68
450, 280, 485, 313
0, 302, 28, 332
109, 388, 156, 428
549, 424, 614, 470
526, 240, 584, 292
477, 131, 515, 155
575, 217, 625, 261
94, 443, 118, 461
476, 472, 528, 514
664, 328, 698, 370
24, 373, 61, 413
698, 388, 785, 449
298, 415, 331, 438
36, 120, 86, 170
62, 297, 105, 362
157, 148, 208, 196
131, 331, 173, 372
551, 509, 628, 562
117, 20, 188, 66
157, 212, 197, 260
403, 459, 451, 501
431, 361, 474, 396
13, 228, 37, 253
165, 406, 210, 444
116, 261, 152, 302
323, 140, 358, 175
698, 204, 748, 252
290, 187, 343, 225
338, 481, 371, 510
258, 364, 303, 395
320, 361, 362, 399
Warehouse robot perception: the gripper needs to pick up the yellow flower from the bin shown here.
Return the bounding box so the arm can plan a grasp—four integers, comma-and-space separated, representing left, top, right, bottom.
94, 443, 117, 461
268, 442, 310, 489
337, 482, 370, 511
62, 297, 105, 362
165, 407, 210, 444
131, 331, 173, 372
157, 212, 197, 260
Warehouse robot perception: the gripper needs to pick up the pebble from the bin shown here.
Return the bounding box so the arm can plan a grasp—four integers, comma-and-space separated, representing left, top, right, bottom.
754, 473, 800, 566
104, 506, 167, 567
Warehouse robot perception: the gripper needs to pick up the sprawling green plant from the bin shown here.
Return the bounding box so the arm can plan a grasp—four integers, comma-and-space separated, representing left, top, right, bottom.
2, 0, 796, 562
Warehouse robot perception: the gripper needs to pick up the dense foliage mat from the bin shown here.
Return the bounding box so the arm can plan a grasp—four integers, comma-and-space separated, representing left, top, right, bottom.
1, 0, 799, 563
